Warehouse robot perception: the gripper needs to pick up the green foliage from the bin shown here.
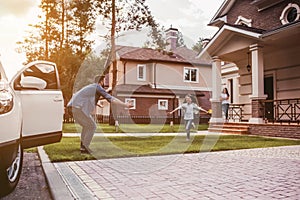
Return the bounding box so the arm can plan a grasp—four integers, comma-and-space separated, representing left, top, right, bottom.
17, 0, 158, 102
144, 26, 186, 50
176, 31, 185, 47
24, 147, 38, 153
144, 24, 168, 49
72, 53, 107, 92
18, 0, 99, 102
192, 37, 204, 53
97, 0, 156, 35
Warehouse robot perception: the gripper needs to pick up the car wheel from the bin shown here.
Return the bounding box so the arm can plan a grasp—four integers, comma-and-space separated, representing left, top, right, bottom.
0, 143, 23, 197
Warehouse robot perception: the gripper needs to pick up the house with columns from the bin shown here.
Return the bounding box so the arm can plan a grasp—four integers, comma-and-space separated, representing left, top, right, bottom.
200, 0, 300, 138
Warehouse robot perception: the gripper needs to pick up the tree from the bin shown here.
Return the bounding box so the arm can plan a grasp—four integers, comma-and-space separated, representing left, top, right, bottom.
67, 0, 97, 58
18, 0, 156, 104
192, 37, 204, 53
144, 26, 186, 50
73, 52, 107, 91
176, 31, 185, 47
144, 24, 168, 50
95, 0, 156, 90
18, 0, 98, 102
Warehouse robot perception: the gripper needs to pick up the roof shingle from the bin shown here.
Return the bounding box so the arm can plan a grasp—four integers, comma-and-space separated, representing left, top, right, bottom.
116, 45, 211, 65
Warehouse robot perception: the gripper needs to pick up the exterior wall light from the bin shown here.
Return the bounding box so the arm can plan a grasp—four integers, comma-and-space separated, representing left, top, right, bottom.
247, 52, 251, 72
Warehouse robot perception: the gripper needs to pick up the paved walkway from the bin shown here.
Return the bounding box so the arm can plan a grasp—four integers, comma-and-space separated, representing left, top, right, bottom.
38, 133, 300, 200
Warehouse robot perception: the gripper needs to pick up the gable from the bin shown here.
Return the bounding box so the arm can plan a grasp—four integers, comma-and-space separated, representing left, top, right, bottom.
199, 25, 261, 61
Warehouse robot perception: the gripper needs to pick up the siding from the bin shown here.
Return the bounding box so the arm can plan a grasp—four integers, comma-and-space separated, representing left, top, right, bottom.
226, 0, 300, 30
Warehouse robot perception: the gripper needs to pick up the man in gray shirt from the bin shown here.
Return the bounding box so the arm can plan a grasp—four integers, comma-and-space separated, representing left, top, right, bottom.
67, 75, 131, 153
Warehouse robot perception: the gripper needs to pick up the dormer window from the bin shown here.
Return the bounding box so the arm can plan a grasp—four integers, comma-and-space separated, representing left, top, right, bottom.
235, 16, 252, 27
280, 3, 300, 25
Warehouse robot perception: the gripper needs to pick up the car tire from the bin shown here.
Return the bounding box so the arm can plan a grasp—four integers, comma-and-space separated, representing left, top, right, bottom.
0, 142, 23, 197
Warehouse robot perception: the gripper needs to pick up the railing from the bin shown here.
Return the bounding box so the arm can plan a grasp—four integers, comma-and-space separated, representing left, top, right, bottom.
264, 98, 300, 124
228, 104, 245, 122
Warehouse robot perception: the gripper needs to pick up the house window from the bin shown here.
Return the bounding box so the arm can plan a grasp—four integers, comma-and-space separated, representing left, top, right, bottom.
280, 3, 300, 25
125, 98, 136, 109
158, 100, 168, 110
137, 65, 146, 81
184, 67, 198, 82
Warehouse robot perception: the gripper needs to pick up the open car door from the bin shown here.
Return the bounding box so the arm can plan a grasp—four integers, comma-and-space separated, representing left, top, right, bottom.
11, 61, 64, 148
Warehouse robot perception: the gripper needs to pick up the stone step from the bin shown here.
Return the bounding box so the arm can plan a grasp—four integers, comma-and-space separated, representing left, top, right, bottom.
208, 127, 249, 134
211, 124, 249, 130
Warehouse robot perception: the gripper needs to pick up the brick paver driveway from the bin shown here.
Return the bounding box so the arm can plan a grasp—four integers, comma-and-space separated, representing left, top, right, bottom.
55, 145, 300, 199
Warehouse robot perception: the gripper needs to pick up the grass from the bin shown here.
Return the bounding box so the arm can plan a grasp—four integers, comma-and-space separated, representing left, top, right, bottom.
24, 147, 37, 153
43, 135, 300, 162
63, 123, 209, 133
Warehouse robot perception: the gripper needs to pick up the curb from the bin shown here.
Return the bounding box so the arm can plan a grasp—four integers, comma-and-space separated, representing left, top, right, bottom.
37, 146, 74, 200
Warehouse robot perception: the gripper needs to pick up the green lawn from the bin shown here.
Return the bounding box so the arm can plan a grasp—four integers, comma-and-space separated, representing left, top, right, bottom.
43, 135, 300, 162
63, 123, 209, 133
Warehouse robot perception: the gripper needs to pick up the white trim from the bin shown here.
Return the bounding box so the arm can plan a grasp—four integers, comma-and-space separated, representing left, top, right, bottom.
155, 84, 212, 91
209, 0, 235, 26
249, 117, 265, 124
280, 3, 300, 25
235, 16, 252, 27
183, 67, 199, 83
125, 98, 136, 109
118, 94, 175, 98
137, 64, 146, 81
249, 95, 268, 100
158, 99, 168, 110
198, 25, 261, 58
209, 117, 225, 123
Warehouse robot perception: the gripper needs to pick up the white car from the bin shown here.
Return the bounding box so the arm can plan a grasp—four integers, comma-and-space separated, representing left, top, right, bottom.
0, 60, 64, 197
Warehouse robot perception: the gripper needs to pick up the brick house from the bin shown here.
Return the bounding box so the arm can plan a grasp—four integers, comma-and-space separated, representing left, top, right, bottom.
199, 0, 300, 138
98, 28, 212, 125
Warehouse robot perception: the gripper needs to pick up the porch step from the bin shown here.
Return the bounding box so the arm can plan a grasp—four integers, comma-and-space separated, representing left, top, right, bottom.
208, 122, 249, 135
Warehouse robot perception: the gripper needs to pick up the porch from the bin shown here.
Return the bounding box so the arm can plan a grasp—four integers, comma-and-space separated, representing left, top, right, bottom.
208, 98, 300, 139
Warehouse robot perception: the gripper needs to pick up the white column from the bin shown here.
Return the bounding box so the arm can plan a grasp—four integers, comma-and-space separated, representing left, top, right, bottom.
249, 44, 267, 124
233, 76, 239, 103
249, 44, 266, 98
210, 56, 223, 123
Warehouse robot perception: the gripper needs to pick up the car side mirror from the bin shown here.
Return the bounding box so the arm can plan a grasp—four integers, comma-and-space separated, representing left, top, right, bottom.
20, 76, 47, 90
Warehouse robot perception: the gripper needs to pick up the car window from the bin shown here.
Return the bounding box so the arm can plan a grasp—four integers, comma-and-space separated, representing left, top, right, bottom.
14, 63, 59, 90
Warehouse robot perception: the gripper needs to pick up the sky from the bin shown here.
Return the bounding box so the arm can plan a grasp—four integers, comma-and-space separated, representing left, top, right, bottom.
0, 0, 224, 76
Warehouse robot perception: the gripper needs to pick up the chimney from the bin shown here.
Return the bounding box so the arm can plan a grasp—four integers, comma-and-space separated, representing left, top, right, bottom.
201, 38, 210, 49
165, 26, 178, 51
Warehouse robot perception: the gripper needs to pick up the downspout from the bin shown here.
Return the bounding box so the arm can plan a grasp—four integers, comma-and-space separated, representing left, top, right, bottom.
122, 61, 127, 85
154, 62, 157, 89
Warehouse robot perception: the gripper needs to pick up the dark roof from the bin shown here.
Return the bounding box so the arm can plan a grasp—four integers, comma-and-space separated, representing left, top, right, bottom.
116, 45, 211, 66
262, 19, 300, 37
226, 23, 266, 34
222, 20, 300, 36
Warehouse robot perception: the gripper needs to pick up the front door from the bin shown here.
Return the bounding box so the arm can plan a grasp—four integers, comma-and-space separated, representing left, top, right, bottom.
264, 76, 274, 121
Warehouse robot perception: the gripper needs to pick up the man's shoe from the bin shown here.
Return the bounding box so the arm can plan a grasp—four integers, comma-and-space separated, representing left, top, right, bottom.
80, 148, 90, 154
80, 144, 92, 154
